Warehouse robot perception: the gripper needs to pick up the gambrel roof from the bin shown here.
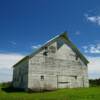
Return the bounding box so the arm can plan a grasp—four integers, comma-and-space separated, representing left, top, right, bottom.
13, 32, 89, 67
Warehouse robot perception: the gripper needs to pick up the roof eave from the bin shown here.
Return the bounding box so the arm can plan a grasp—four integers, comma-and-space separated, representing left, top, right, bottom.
13, 56, 29, 68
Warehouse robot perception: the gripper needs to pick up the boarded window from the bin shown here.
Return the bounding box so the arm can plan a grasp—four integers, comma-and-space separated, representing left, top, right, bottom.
41, 75, 44, 80
49, 46, 56, 53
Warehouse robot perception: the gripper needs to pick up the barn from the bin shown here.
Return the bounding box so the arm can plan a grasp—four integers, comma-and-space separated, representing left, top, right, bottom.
12, 32, 89, 91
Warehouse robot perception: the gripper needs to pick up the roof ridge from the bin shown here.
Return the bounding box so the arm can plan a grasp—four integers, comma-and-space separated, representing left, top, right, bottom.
13, 32, 89, 67
29, 32, 67, 57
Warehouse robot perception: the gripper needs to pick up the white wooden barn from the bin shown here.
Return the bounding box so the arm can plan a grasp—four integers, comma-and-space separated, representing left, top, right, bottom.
13, 32, 89, 91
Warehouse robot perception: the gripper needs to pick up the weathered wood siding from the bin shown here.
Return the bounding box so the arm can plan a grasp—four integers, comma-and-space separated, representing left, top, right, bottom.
13, 59, 28, 89
28, 38, 89, 90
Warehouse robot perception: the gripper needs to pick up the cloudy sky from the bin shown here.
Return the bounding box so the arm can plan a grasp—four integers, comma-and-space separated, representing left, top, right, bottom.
0, 0, 100, 82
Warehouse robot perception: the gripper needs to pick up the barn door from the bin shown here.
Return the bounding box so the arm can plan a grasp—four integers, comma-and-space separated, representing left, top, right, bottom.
57, 75, 75, 88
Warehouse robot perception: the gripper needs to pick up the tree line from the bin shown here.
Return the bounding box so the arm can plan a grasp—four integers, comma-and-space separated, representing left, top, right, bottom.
89, 79, 100, 87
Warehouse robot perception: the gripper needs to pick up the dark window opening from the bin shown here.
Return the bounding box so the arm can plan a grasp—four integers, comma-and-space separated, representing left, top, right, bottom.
75, 55, 78, 60
43, 51, 48, 56
74, 76, 77, 80
45, 46, 48, 50
41, 75, 44, 80
43, 46, 48, 56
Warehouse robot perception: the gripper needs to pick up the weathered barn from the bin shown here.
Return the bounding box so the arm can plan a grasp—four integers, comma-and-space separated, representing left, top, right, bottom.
13, 32, 89, 91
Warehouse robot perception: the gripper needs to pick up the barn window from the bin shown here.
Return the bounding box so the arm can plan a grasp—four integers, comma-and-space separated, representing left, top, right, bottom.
43, 46, 48, 56
74, 76, 77, 80
75, 55, 78, 60
49, 46, 56, 53
43, 51, 48, 56
45, 46, 48, 50
41, 75, 44, 80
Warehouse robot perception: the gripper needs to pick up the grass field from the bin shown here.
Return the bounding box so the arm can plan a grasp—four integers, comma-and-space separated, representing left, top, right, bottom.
0, 84, 100, 100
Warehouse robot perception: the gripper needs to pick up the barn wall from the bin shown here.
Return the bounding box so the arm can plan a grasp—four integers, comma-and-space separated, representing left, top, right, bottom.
55, 42, 89, 88
13, 58, 28, 89
28, 38, 89, 90
28, 42, 57, 90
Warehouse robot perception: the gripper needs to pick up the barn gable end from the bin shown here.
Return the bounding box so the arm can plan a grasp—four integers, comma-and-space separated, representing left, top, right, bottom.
13, 32, 89, 91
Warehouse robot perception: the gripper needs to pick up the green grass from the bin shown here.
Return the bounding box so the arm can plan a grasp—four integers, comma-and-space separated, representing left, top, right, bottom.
0, 84, 100, 100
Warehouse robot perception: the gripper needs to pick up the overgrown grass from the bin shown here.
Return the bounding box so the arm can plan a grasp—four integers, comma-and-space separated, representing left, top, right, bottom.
0, 83, 100, 100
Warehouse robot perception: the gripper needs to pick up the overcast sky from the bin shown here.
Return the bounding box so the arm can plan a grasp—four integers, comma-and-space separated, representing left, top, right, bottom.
0, 0, 100, 82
